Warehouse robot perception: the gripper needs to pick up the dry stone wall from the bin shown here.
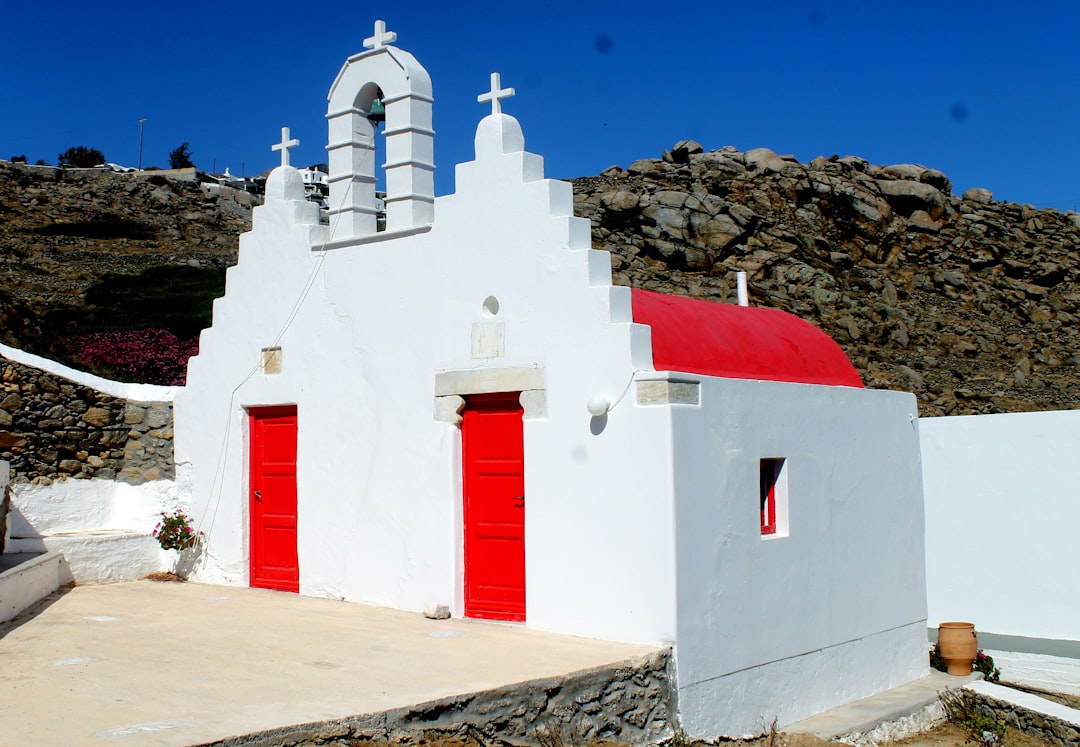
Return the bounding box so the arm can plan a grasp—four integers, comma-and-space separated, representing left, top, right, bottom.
0, 356, 173, 485
201, 650, 672, 747
966, 686, 1080, 746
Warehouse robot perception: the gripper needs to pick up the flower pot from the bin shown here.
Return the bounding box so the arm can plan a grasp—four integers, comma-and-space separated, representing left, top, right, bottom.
938, 622, 978, 675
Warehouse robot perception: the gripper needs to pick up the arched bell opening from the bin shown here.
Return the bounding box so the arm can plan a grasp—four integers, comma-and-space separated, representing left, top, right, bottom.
354, 83, 388, 231
326, 38, 434, 242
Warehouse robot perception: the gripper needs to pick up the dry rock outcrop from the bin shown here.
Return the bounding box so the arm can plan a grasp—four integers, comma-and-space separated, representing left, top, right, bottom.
574, 143, 1080, 416
0, 162, 248, 347
3, 150, 1080, 418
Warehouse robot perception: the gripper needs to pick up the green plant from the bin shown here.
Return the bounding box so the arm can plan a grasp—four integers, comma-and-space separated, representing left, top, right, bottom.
940, 689, 1006, 746
153, 510, 202, 551
169, 142, 195, 169
973, 650, 1002, 682
50, 264, 225, 337
930, 642, 946, 672
534, 719, 564, 747
31, 215, 156, 240
930, 644, 1001, 682
57, 146, 105, 168
669, 724, 693, 747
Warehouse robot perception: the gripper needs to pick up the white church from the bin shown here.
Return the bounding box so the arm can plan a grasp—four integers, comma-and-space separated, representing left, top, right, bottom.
168, 21, 930, 736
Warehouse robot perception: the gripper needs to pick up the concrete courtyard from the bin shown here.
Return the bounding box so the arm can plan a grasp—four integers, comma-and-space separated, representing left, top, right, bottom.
0, 581, 659, 746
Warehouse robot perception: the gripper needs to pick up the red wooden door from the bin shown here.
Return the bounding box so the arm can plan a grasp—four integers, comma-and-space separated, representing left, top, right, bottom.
462, 393, 525, 621
249, 406, 299, 592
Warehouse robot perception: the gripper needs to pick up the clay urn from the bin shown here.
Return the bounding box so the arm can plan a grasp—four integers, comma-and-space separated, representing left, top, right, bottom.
938, 622, 978, 675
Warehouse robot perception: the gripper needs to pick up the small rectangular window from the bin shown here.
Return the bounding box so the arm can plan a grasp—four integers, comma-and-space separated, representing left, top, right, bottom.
759, 458, 787, 537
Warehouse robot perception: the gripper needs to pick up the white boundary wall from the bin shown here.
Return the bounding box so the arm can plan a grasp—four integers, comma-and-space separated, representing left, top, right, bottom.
0, 342, 181, 583
0, 341, 182, 401
921, 411, 1080, 693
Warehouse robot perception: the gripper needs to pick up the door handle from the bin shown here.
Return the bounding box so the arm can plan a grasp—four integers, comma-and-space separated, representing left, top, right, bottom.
254, 490, 262, 501
512, 495, 524, 507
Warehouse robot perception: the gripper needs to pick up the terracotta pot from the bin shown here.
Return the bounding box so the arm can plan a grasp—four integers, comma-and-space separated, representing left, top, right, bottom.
938, 622, 978, 675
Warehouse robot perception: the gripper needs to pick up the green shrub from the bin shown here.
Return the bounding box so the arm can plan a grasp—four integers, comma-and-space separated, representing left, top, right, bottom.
32, 215, 156, 240
940, 690, 1006, 746
48, 264, 226, 339
57, 146, 105, 168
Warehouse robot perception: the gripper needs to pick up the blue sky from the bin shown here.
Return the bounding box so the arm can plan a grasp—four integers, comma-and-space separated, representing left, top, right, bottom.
2, 1, 1077, 210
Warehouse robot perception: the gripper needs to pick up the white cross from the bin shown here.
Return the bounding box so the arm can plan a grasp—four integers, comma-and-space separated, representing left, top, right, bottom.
271, 127, 299, 168
478, 72, 515, 115
364, 20, 397, 50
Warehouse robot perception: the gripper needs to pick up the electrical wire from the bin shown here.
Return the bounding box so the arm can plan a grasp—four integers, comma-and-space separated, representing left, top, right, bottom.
191, 142, 365, 548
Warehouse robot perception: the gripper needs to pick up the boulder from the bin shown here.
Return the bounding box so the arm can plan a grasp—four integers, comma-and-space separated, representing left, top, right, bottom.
666, 140, 704, 164
882, 164, 926, 181
875, 178, 946, 218
600, 191, 640, 212
962, 187, 993, 204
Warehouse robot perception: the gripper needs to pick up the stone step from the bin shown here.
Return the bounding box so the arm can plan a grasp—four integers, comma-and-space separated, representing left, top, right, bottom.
5, 530, 167, 585
0, 551, 72, 623
787, 670, 982, 743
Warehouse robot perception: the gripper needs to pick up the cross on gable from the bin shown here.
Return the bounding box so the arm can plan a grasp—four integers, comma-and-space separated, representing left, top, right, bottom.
478, 72, 515, 115
271, 127, 300, 168
364, 20, 397, 50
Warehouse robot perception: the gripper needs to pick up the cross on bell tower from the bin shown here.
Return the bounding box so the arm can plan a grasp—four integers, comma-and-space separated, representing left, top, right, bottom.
478, 72, 515, 115
364, 20, 397, 50
271, 127, 299, 168
326, 20, 433, 240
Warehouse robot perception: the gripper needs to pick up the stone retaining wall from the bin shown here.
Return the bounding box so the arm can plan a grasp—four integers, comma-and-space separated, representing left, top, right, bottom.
204, 650, 673, 747
0, 356, 174, 486
965, 683, 1080, 746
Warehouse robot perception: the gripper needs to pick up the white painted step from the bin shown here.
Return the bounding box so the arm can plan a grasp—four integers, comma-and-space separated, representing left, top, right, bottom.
5, 531, 168, 584
0, 551, 73, 623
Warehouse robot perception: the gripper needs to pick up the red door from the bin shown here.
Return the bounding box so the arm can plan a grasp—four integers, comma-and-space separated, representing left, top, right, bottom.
462, 393, 525, 621
249, 406, 299, 592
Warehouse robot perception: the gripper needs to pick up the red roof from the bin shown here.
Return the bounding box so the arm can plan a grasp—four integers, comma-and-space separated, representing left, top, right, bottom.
630, 288, 863, 388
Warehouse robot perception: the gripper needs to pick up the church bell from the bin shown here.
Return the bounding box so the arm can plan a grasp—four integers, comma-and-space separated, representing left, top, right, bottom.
367, 97, 386, 125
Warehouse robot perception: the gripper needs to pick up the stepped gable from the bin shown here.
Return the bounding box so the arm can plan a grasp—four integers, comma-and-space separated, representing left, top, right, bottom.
631, 288, 863, 387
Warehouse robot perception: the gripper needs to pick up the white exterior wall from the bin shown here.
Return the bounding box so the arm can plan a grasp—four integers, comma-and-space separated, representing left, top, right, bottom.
921, 411, 1080, 693
172, 37, 933, 732
671, 378, 928, 737
921, 411, 1080, 642
174, 116, 677, 645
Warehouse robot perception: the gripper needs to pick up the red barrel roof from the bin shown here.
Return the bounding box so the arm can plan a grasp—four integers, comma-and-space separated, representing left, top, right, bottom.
630, 288, 863, 388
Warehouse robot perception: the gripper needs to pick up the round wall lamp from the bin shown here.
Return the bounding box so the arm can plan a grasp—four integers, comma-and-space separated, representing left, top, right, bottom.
586, 395, 611, 417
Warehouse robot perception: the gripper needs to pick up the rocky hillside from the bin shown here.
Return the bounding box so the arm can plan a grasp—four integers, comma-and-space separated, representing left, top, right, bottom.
2, 150, 1080, 417
574, 141, 1080, 416
0, 161, 250, 366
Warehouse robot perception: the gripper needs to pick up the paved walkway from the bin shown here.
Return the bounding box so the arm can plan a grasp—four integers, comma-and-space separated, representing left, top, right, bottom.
0, 581, 658, 746
789, 670, 981, 740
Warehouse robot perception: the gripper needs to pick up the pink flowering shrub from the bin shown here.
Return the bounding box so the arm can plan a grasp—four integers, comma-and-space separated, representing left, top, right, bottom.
153, 510, 202, 551
70, 328, 198, 386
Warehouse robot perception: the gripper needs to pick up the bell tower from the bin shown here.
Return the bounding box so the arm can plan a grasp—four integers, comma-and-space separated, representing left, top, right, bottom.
326, 20, 435, 241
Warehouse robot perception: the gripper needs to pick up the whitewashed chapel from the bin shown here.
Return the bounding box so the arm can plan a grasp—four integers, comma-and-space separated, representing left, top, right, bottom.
172, 22, 929, 737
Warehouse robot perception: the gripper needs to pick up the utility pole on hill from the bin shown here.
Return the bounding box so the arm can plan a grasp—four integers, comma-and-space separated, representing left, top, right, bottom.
137, 117, 147, 171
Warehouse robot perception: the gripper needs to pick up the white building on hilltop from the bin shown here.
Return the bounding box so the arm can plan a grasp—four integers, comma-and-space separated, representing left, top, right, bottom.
173, 21, 929, 737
